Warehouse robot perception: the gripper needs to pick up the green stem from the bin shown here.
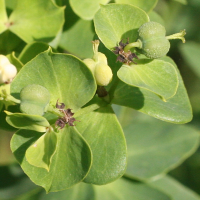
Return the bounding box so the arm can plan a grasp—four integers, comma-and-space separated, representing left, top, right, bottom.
6, 95, 21, 104
166, 29, 186, 43
124, 39, 142, 52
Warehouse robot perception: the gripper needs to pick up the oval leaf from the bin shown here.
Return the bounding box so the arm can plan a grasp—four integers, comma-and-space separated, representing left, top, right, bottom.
26, 130, 57, 171
112, 57, 192, 123
115, 0, 158, 13
8, 0, 65, 43
76, 105, 127, 185
117, 59, 179, 100
122, 110, 199, 180
5, 111, 50, 132
10, 127, 92, 192
11, 48, 96, 112
69, 0, 109, 20
94, 4, 149, 49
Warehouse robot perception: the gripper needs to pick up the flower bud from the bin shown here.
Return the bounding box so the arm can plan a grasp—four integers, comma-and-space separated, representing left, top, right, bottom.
94, 63, 113, 86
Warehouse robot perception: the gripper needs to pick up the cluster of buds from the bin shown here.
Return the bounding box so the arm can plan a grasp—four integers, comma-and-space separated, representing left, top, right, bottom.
0, 55, 17, 84
83, 40, 113, 87
55, 100, 78, 129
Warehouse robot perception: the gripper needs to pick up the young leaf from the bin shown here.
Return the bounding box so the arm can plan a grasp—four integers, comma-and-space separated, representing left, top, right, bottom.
5, 111, 50, 132
7, 52, 23, 71
8, 0, 65, 43
25, 130, 57, 171
94, 4, 149, 50
112, 57, 192, 124
69, 0, 109, 20
10, 127, 92, 192
76, 105, 127, 185
117, 59, 179, 100
115, 0, 158, 13
11, 48, 96, 112
0, 0, 8, 34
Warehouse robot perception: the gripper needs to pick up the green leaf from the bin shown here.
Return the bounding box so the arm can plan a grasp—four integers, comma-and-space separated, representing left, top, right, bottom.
94, 4, 149, 50
149, 175, 200, 200
10, 127, 92, 192
5, 111, 50, 132
26, 130, 57, 171
121, 110, 199, 180
76, 105, 127, 185
69, 0, 109, 20
118, 59, 179, 100
0, 0, 8, 34
94, 178, 171, 200
8, 0, 65, 43
59, 19, 94, 59
11, 48, 96, 112
7, 51, 23, 71
112, 56, 192, 123
179, 42, 200, 78
115, 0, 158, 13
18, 42, 50, 64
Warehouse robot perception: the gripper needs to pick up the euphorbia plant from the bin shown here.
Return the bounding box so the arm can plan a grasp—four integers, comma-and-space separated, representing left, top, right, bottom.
0, 0, 199, 198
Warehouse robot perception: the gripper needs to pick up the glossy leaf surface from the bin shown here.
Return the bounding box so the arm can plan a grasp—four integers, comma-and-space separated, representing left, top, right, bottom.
94, 4, 149, 49
10, 127, 92, 192
115, 0, 158, 13
25, 130, 57, 171
11, 48, 96, 112
76, 105, 127, 185
112, 57, 192, 123
69, 0, 109, 20
8, 0, 65, 43
118, 59, 179, 100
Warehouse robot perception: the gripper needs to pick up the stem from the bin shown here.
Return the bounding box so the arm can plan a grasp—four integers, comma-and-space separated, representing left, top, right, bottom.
92, 40, 100, 62
124, 39, 142, 52
166, 29, 186, 43
6, 95, 21, 104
